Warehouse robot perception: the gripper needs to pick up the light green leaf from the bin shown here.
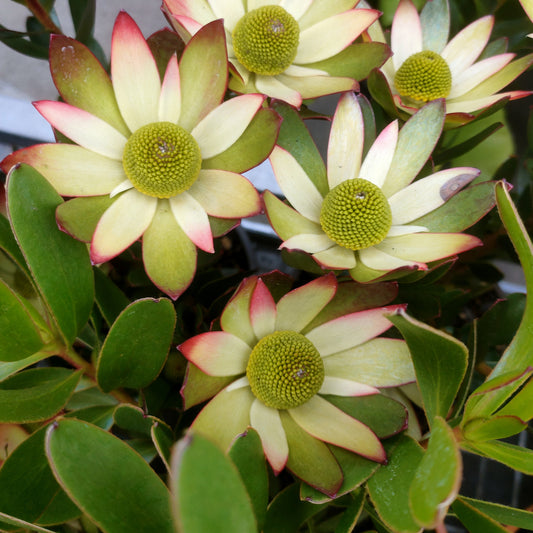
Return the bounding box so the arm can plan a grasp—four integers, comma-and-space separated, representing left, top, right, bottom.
96, 298, 176, 392
462, 415, 527, 442
452, 498, 508, 533
171, 432, 257, 533
461, 439, 533, 475
0, 426, 80, 528
6, 164, 94, 346
46, 418, 174, 533
388, 309, 468, 426
0, 368, 81, 423
367, 436, 424, 533
459, 496, 533, 529
229, 428, 269, 532
409, 417, 462, 529
420, 0, 449, 52
497, 375, 533, 421
0, 278, 45, 361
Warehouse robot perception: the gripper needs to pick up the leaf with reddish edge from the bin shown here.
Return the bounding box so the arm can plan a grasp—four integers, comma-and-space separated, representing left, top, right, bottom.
229, 429, 269, 532
305, 42, 391, 81
271, 101, 328, 197
303, 280, 398, 332
181, 363, 235, 410
462, 415, 527, 442
46, 418, 174, 533
171, 432, 258, 533
452, 498, 508, 533
49, 35, 129, 137
388, 309, 468, 427
178, 19, 228, 132
202, 108, 281, 173
409, 417, 462, 529
280, 411, 343, 497
147, 29, 186, 79
412, 181, 496, 232
301, 445, 380, 504
367, 436, 424, 533
6, 165, 94, 346
96, 298, 176, 392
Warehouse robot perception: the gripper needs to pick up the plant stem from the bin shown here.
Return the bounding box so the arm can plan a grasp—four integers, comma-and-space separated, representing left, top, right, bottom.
24, 0, 62, 34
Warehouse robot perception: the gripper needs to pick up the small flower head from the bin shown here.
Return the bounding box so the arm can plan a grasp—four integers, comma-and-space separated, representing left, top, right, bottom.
373, 0, 532, 118
180, 273, 414, 495
163, 0, 384, 107
264, 93, 483, 282
1, 13, 281, 299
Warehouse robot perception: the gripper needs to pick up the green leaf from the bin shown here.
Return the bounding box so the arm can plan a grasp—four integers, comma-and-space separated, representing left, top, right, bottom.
229, 428, 269, 532
271, 101, 328, 197
334, 490, 365, 533
497, 375, 533, 421
462, 415, 527, 442
367, 436, 424, 533
68, 0, 95, 43
6, 165, 94, 346
93, 267, 129, 327
181, 362, 234, 410
387, 310, 468, 426
367, 69, 401, 119
170, 432, 258, 533
458, 496, 533, 530
0, 351, 52, 382
202, 108, 281, 173
46, 418, 174, 533
0, 513, 55, 533
0, 368, 81, 423
0, 278, 45, 361
0, 426, 80, 528
305, 42, 391, 81
462, 439, 533, 475
96, 298, 176, 392
491, 183, 533, 377
420, 0, 449, 52
409, 417, 462, 529
0, 213, 28, 274
151, 422, 173, 471
452, 498, 509, 533
263, 483, 327, 533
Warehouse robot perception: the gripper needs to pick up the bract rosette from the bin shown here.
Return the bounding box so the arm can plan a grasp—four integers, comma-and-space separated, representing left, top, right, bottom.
179, 272, 414, 495
163, 0, 387, 107
369, 0, 533, 121
1, 12, 281, 299
264, 92, 485, 282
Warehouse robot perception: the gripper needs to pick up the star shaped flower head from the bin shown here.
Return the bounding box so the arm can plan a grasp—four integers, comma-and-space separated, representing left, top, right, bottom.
180, 272, 414, 496
370, 0, 533, 120
1, 13, 281, 299
264, 93, 484, 283
162, 0, 384, 108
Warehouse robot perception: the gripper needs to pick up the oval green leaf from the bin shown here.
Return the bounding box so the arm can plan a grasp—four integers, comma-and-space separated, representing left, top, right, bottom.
171, 432, 257, 533
6, 164, 94, 346
0, 368, 81, 423
0, 278, 45, 361
409, 417, 462, 529
46, 418, 174, 533
96, 298, 176, 392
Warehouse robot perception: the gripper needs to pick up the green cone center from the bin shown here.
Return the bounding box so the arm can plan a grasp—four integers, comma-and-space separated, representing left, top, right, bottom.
246, 330, 324, 409
394, 51, 452, 104
123, 121, 202, 198
320, 178, 392, 250
232, 5, 299, 76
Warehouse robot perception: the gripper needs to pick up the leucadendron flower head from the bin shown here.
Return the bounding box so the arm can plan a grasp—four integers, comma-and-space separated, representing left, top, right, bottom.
264, 93, 485, 283
369, 0, 533, 121
179, 272, 414, 496
162, 0, 387, 108
1, 13, 281, 299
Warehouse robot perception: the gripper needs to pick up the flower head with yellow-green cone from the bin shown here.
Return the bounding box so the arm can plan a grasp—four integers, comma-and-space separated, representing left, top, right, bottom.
369, 0, 533, 120
162, 0, 386, 108
264, 93, 484, 283
1, 13, 281, 299
179, 272, 414, 495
